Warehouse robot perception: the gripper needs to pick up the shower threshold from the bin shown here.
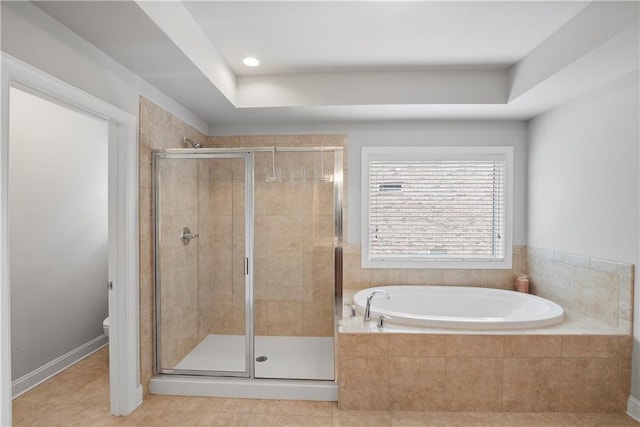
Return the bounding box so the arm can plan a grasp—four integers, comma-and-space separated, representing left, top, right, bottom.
150, 334, 337, 401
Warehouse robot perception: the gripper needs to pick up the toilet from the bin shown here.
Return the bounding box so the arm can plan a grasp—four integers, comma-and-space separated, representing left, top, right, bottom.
103, 317, 109, 337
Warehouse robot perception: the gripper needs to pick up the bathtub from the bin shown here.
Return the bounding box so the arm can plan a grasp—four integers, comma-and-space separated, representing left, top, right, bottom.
353, 285, 564, 329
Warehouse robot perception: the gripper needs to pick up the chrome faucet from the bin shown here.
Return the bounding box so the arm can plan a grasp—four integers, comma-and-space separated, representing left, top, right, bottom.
363, 289, 390, 322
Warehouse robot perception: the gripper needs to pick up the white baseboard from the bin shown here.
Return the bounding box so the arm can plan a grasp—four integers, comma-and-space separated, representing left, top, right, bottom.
11, 334, 108, 398
628, 395, 640, 422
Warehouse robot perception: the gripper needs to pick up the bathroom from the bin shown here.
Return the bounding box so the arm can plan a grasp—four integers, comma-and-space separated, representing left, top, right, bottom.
1, 1, 640, 426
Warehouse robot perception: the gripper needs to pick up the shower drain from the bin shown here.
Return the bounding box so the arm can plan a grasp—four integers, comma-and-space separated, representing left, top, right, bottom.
255, 356, 268, 362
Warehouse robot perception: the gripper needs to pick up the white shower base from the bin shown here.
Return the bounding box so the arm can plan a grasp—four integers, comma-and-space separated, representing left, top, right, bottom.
174, 334, 334, 380
152, 334, 337, 401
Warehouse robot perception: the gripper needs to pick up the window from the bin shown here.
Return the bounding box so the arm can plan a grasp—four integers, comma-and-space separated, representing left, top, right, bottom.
361, 146, 513, 269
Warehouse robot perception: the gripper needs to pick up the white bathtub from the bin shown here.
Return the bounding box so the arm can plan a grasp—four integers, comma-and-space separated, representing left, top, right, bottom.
353, 286, 564, 329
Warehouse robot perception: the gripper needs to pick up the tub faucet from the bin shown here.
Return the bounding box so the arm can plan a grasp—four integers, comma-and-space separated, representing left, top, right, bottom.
363, 289, 390, 322
377, 315, 392, 328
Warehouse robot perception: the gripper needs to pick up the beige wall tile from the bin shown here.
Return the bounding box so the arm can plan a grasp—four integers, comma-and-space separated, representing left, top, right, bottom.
199, 179, 233, 217
561, 336, 619, 358
504, 336, 561, 358
302, 247, 334, 287
389, 357, 446, 410
513, 254, 528, 276
552, 251, 591, 267
388, 335, 446, 357
302, 301, 334, 337
370, 269, 408, 286
527, 256, 575, 308
267, 300, 303, 336
590, 258, 633, 275
619, 272, 633, 322
502, 358, 562, 412
619, 319, 632, 334
481, 269, 516, 289
526, 246, 633, 333
339, 356, 389, 410
513, 245, 527, 255
267, 250, 301, 287
620, 357, 632, 397
443, 270, 482, 286
560, 358, 624, 412
268, 215, 303, 251
446, 336, 504, 357
445, 358, 503, 411
406, 269, 445, 285
254, 300, 268, 335
574, 267, 619, 327
139, 134, 152, 190
340, 334, 389, 357
238, 135, 276, 146
343, 249, 371, 291
619, 335, 633, 359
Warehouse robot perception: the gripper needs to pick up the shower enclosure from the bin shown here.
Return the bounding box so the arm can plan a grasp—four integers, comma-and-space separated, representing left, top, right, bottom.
152, 147, 342, 398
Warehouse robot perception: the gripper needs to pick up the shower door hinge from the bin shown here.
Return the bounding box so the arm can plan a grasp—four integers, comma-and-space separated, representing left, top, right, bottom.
108, 281, 113, 290
245, 257, 249, 275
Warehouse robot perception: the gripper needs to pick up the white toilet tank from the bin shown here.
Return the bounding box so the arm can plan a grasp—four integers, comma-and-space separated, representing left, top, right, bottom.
103, 317, 109, 337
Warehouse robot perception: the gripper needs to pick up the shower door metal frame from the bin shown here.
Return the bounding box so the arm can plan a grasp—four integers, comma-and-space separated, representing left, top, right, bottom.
153, 151, 254, 378
152, 147, 343, 382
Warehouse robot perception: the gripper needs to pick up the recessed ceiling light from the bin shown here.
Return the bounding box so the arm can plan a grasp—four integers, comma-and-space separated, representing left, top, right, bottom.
243, 57, 260, 67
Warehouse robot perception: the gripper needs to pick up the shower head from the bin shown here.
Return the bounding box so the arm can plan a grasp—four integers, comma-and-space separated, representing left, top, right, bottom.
183, 137, 202, 149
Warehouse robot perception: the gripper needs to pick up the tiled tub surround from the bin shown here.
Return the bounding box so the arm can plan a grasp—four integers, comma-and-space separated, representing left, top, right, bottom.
343, 244, 528, 291
338, 244, 634, 414
527, 247, 634, 333
338, 333, 632, 413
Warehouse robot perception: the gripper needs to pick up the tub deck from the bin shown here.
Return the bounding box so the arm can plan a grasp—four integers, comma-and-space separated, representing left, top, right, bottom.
338, 290, 631, 413
342, 289, 626, 335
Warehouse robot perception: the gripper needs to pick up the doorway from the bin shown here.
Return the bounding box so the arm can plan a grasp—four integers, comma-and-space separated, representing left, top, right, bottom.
0, 54, 141, 424
8, 86, 109, 397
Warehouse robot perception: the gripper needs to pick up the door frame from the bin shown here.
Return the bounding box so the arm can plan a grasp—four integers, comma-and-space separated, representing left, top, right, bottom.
152, 151, 254, 379
0, 53, 142, 424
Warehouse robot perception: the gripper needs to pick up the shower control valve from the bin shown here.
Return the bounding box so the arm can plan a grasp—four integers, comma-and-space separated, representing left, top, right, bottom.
180, 227, 199, 245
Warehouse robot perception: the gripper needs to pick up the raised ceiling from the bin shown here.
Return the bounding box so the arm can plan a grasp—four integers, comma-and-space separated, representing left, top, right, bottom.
33, 1, 638, 129
185, 1, 588, 74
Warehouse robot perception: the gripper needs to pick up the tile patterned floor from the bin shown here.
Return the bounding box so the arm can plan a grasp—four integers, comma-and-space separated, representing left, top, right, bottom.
12, 347, 640, 426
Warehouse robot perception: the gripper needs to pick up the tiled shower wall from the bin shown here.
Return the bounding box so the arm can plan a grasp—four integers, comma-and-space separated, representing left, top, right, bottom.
196, 158, 247, 338
139, 97, 208, 392
527, 247, 634, 332
155, 159, 201, 369
207, 138, 346, 338
139, 97, 347, 391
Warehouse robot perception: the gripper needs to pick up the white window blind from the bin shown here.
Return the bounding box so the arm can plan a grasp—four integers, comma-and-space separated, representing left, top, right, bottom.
362, 147, 513, 269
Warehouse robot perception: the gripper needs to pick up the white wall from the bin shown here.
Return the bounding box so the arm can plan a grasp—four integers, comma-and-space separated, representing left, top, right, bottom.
528, 72, 639, 264
0, 1, 207, 134
0, 1, 198, 416
211, 120, 528, 246
9, 87, 108, 379
527, 71, 640, 400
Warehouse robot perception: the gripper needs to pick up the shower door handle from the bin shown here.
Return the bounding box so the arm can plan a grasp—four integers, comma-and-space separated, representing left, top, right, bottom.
180, 227, 199, 245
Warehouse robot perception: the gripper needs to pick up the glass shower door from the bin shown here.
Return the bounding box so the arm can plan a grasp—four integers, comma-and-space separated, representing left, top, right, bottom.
154, 152, 250, 377
252, 149, 337, 380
